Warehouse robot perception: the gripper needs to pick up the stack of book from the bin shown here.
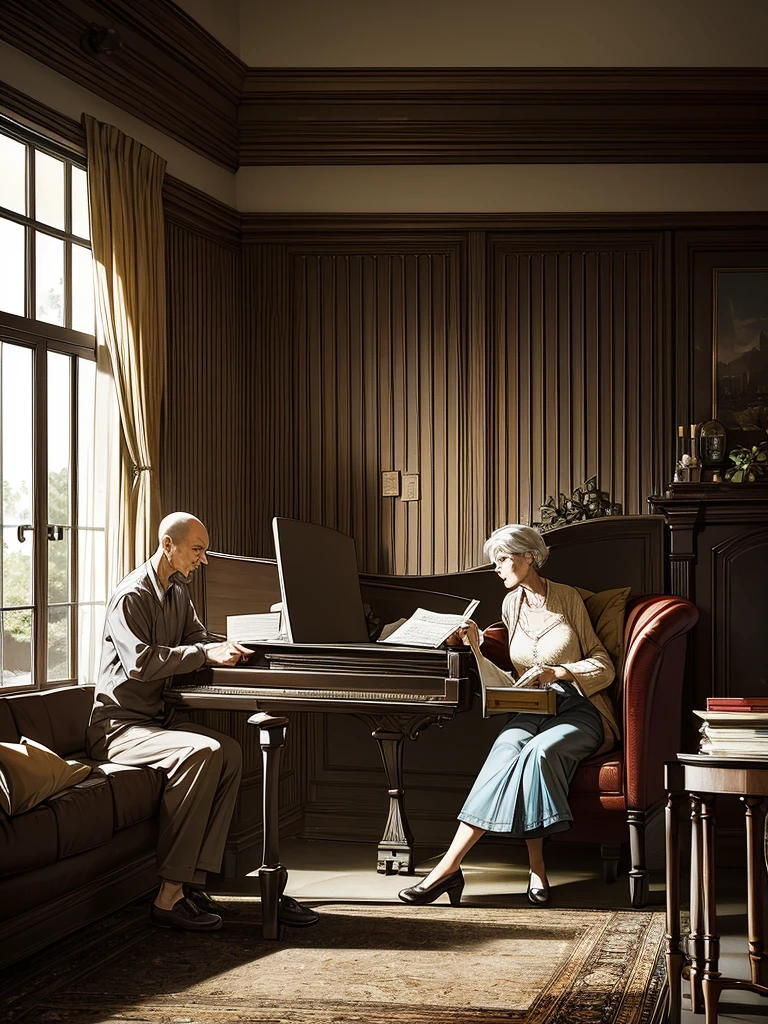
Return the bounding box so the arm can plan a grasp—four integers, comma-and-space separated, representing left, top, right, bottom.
695, 697, 768, 758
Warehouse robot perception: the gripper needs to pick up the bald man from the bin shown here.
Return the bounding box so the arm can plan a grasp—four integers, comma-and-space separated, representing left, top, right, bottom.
87, 513, 317, 932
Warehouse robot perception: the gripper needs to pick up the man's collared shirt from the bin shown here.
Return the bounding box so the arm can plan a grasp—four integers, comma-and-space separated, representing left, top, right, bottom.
86, 559, 212, 756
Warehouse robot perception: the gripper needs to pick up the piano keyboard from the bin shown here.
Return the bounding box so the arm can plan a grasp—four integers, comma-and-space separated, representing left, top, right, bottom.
175, 684, 444, 702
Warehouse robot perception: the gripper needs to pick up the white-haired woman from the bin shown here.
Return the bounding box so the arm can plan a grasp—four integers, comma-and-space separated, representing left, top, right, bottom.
399, 523, 619, 908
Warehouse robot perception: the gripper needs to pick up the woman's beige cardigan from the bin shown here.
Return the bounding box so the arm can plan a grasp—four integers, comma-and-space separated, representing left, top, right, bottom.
501, 580, 621, 756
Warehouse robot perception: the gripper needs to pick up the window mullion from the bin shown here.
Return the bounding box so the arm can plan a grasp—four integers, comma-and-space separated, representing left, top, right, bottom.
70, 355, 79, 680
33, 341, 48, 686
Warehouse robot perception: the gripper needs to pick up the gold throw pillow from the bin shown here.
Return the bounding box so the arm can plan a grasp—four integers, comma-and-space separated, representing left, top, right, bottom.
0, 737, 92, 816
575, 586, 631, 675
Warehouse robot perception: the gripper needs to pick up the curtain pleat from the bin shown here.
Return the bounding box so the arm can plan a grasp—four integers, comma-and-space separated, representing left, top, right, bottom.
84, 115, 167, 574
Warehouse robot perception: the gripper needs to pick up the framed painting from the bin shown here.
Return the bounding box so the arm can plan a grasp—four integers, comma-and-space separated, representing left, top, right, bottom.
713, 269, 768, 431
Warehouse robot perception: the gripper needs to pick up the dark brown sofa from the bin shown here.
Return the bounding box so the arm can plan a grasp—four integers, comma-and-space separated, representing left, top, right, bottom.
0, 684, 162, 969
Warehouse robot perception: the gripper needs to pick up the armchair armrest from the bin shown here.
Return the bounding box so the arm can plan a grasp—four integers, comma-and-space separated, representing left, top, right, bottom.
480, 623, 513, 671
621, 595, 698, 809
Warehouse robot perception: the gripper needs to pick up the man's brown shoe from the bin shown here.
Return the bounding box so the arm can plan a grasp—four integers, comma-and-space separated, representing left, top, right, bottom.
150, 896, 222, 931
184, 887, 225, 914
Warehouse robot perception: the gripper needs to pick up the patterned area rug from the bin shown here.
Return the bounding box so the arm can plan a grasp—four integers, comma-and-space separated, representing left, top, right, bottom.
2, 898, 666, 1024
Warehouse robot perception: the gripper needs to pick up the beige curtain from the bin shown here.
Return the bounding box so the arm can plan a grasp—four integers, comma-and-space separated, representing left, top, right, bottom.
84, 115, 167, 575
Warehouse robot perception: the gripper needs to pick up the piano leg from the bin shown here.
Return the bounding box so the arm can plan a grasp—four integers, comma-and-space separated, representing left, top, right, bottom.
369, 724, 416, 875
249, 711, 289, 940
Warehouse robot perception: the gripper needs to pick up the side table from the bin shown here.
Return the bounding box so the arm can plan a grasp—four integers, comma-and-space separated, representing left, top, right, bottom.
664, 754, 768, 1024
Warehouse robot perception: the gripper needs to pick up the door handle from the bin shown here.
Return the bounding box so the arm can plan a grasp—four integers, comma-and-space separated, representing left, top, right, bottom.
17, 524, 33, 543
47, 524, 66, 541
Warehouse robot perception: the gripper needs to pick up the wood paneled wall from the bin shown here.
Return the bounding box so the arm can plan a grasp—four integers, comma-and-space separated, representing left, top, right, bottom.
162, 217, 246, 558
243, 227, 671, 573
487, 235, 668, 529
244, 238, 475, 573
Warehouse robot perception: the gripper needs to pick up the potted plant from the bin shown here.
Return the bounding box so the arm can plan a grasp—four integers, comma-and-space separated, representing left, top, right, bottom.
724, 431, 768, 482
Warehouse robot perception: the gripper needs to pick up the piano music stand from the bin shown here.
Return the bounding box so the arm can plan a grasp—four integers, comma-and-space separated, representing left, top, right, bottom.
249, 710, 289, 940
272, 518, 370, 644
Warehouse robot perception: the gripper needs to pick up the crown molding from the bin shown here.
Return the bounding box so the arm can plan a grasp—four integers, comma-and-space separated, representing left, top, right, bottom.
0, 0, 245, 170
2, 2, 767, 170
240, 212, 768, 238
239, 67, 768, 165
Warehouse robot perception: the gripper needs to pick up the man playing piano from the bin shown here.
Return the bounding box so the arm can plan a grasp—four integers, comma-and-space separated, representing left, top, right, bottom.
86, 512, 318, 932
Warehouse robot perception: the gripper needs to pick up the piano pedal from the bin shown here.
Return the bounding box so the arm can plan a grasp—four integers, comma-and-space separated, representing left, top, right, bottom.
378, 849, 415, 875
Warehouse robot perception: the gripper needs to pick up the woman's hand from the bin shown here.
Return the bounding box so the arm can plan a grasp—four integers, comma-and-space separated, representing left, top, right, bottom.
445, 620, 481, 651
518, 665, 573, 687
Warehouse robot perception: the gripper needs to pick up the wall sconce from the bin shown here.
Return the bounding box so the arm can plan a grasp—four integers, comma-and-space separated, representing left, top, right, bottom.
81, 24, 124, 57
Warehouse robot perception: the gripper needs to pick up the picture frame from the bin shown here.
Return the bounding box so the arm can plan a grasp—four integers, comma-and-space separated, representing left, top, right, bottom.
713, 268, 768, 432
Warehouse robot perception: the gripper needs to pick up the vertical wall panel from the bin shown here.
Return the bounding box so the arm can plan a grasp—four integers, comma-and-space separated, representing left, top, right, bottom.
162, 220, 246, 557
245, 240, 469, 574
488, 234, 666, 528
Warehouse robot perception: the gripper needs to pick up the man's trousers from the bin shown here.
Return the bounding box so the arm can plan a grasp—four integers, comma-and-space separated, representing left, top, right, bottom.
105, 720, 242, 885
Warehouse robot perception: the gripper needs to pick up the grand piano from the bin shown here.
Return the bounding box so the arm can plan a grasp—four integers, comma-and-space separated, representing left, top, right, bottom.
169, 515, 665, 877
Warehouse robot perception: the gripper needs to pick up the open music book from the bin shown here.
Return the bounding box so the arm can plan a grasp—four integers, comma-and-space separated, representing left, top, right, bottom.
378, 600, 480, 648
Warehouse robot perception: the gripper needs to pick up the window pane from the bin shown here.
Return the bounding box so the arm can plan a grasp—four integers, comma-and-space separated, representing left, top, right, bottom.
0, 135, 26, 215
36, 231, 64, 325
71, 243, 94, 334
35, 151, 65, 230
47, 604, 70, 680
48, 533, 70, 604
3, 526, 32, 607
71, 166, 90, 240
2, 609, 33, 688
2, 343, 34, 524
0, 218, 25, 316
48, 351, 71, 525
77, 358, 97, 527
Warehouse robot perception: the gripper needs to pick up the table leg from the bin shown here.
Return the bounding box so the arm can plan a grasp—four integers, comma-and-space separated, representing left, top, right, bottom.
249, 711, 289, 941
665, 787, 686, 1024
700, 795, 722, 1024
687, 793, 705, 1014
742, 796, 768, 987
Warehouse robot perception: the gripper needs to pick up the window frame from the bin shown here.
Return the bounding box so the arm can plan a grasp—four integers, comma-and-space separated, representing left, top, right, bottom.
0, 118, 99, 692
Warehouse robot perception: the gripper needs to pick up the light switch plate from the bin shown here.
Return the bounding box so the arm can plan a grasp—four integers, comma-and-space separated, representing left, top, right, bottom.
402, 473, 420, 501
382, 470, 400, 496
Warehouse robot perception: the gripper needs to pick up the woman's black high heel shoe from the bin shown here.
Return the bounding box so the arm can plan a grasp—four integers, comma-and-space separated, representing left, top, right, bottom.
398, 868, 465, 907
527, 871, 550, 906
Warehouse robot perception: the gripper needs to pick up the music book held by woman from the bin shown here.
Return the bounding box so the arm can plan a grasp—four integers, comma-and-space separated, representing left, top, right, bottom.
471, 649, 557, 717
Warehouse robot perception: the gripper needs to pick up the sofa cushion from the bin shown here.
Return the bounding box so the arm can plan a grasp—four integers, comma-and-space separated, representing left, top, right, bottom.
0, 738, 92, 816
94, 762, 164, 829
0, 701, 18, 743
49, 774, 114, 858
5, 685, 94, 757
0, 802, 58, 876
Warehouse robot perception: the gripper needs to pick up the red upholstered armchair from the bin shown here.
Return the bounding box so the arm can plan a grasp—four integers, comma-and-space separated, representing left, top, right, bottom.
481, 593, 699, 908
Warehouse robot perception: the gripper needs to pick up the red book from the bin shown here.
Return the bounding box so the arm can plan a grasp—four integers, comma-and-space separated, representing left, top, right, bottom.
707, 697, 768, 711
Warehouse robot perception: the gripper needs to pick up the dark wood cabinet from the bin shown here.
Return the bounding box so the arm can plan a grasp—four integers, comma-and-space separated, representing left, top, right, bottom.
648, 483, 768, 726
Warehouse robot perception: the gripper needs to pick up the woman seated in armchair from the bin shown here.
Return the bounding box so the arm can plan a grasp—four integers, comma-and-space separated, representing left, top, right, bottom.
399, 523, 620, 908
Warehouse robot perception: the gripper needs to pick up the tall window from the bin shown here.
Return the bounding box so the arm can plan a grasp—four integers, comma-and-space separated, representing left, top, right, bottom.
0, 120, 107, 690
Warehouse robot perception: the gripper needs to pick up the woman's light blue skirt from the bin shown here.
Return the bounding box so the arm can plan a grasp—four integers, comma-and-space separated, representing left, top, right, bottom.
458, 684, 604, 839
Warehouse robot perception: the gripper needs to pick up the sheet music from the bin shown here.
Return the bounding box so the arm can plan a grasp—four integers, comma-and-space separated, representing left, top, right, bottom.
378, 600, 479, 648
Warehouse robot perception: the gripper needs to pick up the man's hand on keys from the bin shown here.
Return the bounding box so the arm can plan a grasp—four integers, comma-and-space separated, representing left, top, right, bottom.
204, 641, 253, 666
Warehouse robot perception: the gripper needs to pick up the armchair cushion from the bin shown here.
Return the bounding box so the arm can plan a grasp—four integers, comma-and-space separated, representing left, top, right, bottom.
575, 586, 631, 679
